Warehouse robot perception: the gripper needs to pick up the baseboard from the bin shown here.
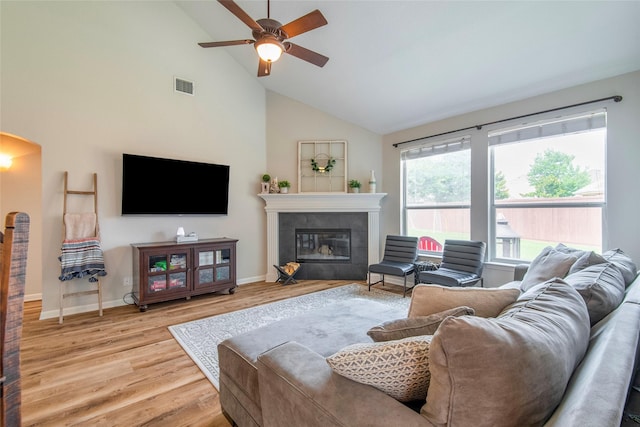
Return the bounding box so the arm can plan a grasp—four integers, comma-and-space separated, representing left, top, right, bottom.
25, 292, 42, 302
38, 276, 266, 320
39, 298, 126, 320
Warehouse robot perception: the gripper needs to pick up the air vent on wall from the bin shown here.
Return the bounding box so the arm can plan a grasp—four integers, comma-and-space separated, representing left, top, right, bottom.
174, 77, 194, 95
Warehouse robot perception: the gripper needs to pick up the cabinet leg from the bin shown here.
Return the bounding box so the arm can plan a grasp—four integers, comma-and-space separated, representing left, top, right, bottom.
228, 287, 237, 294
139, 305, 148, 312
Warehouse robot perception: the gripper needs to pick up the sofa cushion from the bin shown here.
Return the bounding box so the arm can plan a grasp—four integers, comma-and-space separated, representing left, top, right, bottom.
520, 246, 577, 291
408, 284, 519, 318
326, 335, 432, 402
421, 278, 590, 427
603, 248, 638, 287
564, 263, 625, 325
367, 306, 474, 342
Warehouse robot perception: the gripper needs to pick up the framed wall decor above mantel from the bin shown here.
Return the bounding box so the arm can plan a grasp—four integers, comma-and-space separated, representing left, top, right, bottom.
298, 140, 347, 193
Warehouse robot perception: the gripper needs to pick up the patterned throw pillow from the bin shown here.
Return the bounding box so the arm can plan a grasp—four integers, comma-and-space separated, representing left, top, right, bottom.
367, 306, 474, 342
326, 335, 432, 402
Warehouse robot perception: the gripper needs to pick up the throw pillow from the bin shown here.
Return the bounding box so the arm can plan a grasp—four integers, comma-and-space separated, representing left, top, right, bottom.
555, 243, 611, 275
520, 246, 577, 291
564, 263, 625, 325
421, 279, 590, 427
603, 248, 638, 287
326, 335, 432, 402
367, 306, 475, 342
408, 284, 520, 318
568, 251, 607, 275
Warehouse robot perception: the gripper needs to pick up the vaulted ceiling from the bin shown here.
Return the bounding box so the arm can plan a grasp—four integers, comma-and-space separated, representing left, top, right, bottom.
178, 1, 640, 134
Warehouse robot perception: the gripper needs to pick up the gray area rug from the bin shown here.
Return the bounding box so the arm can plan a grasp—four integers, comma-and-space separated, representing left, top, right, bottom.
168, 284, 410, 389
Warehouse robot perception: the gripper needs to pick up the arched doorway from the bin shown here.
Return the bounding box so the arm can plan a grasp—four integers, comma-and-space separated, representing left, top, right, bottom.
1, 132, 43, 300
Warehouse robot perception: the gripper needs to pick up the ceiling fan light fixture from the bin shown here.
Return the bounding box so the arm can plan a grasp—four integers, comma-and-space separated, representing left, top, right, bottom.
255, 37, 284, 62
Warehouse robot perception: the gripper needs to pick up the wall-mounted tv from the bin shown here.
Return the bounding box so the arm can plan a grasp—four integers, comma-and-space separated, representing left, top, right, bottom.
121, 153, 230, 215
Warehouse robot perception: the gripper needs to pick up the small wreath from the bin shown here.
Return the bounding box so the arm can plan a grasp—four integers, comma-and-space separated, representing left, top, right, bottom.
310, 156, 336, 173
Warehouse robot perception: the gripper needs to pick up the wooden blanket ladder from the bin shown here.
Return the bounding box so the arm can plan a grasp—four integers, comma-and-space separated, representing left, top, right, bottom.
60, 171, 103, 324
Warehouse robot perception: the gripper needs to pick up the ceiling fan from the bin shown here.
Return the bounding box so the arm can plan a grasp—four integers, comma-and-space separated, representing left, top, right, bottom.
199, 0, 329, 77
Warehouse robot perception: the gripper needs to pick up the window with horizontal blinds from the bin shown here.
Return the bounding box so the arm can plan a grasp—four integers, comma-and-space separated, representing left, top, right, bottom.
401, 135, 472, 252
488, 110, 606, 146
489, 108, 607, 262
401, 135, 471, 160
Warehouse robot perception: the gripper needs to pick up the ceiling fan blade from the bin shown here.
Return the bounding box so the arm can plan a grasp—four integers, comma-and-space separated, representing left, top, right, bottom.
280, 9, 327, 38
218, 0, 263, 33
198, 39, 254, 48
257, 59, 272, 77
285, 42, 329, 68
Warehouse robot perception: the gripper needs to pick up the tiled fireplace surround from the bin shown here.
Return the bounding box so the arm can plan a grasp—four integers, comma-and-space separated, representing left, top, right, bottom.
259, 193, 387, 282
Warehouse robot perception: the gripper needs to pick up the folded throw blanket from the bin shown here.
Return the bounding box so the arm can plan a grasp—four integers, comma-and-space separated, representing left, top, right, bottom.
59, 237, 107, 282
64, 212, 97, 240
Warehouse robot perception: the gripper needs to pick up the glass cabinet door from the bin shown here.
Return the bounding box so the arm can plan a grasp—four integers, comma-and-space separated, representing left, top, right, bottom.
146, 251, 188, 294
194, 246, 234, 289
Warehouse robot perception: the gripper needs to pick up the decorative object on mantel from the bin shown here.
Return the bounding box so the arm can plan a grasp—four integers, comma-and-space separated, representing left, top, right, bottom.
261, 174, 271, 194
298, 140, 347, 193
369, 170, 377, 193
311, 154, 336, 173
270, 176, 280, 193
349, 179, 361, 193
278, 180, 291, 194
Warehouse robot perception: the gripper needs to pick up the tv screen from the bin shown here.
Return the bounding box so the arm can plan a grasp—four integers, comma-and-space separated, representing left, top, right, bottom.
122, 153, 230, 215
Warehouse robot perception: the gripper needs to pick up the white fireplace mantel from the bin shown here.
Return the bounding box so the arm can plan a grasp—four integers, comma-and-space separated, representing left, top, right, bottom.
259, 193, 387, 281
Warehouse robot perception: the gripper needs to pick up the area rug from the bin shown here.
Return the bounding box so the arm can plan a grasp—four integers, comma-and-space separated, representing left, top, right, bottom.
168, 284, 409, 389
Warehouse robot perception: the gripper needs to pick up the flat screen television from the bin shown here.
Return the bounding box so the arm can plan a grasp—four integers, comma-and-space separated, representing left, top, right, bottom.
121, 153, 230, 215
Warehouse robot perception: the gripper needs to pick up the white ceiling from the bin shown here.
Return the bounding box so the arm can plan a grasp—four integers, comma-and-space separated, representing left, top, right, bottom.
178, 1, 640, 135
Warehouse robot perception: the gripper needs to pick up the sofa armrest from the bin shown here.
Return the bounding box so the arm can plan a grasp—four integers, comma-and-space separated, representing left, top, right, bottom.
514, 263, 529, 281
257, 341, 430, 427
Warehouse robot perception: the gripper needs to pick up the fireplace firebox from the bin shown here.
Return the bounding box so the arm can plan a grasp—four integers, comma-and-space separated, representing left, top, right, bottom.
296, 229, 351, 263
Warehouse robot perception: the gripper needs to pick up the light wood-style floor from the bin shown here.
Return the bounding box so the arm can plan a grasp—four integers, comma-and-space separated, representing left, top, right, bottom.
20, 279, 403, 426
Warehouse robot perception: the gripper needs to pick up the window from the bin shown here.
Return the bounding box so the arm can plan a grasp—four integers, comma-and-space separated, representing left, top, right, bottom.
489, 110, 606, 262
402, 136, 471, 253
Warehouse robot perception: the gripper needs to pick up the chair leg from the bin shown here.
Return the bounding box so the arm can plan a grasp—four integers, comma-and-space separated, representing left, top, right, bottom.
368, 273, 384, 291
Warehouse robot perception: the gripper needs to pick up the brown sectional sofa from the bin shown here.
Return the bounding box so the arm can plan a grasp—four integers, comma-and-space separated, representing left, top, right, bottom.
219, 247, 640, 426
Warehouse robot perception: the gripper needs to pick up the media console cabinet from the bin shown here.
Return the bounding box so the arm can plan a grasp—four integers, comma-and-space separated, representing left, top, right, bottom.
130, 238, 237, 311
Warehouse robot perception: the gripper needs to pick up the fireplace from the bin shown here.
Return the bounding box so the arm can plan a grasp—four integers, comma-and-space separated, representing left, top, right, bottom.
280, 213, 367, 279
259, 193, 387, 282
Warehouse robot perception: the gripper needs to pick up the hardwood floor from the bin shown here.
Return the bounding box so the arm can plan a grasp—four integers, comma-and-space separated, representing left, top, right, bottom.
20, 279, 400, 426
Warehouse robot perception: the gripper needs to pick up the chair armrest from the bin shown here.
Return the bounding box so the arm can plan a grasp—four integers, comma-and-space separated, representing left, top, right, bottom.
257, 341, 430, 427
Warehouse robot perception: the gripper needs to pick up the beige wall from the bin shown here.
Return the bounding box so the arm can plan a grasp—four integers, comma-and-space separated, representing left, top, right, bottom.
1, 1, 268, 318
266, 92, 382, 193
383, 70, 640, 286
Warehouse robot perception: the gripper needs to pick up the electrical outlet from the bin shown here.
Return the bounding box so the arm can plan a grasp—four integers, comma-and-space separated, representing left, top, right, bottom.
123, 276, 132, 287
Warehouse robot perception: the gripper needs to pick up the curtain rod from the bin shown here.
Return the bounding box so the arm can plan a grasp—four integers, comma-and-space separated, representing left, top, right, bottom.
392, 95, 623, 148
